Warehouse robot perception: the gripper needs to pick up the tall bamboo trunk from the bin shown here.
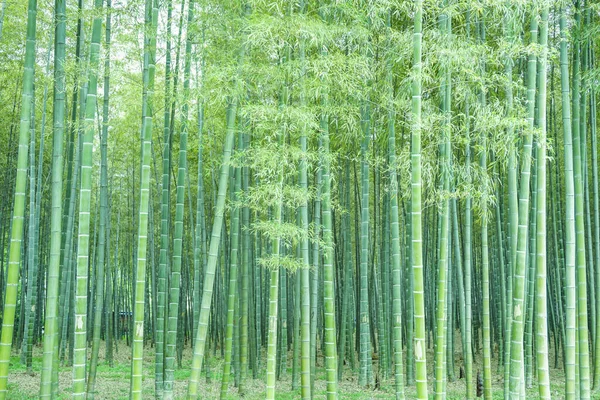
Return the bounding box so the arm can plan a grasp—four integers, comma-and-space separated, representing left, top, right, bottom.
72, 0, 104, 395
411, 1, 427, 398
0, 0, 37, 396
534, 6, 550, 399
156, 0, 174, 394
508, 11, 538, 398
559, 7, 577, 399
129, 0, 158, 397
40, 0, 67, 396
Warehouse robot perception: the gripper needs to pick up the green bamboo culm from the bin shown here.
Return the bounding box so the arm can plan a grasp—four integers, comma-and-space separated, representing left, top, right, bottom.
40, 0, 66, 396
358, 27, 373, 389
156, 0, 174, 395
265, 235, 282, 400
534, 6, 550, 399
22, 36, 51, 377
411, 0, 427, 398
56, 0, 85, 369
463, 11, 474, 396
297, 4, 312, 396
502, 5, 517, 398
72, 0, 104, 396
219, 160, 241, 399
164, 1, 194, 398
266, 41, 286, 400
192, 46, 207, 370
571, 4, 590, 397
559, 7, 577, 399
129, 0, 158, 397
239, 138, 250, 394
386, 9, 404, 397
476, 16, 492, 400
86, 1, 112, 396
320, 47, 338, 400
434, 5, 451, 398
53, 0, 81, 372
0, 0, 37, 397
19, 44, 39, 373
508, 11, 538, 398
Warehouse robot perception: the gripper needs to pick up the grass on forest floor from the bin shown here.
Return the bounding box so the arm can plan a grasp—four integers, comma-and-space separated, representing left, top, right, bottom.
6, 341, 574, 399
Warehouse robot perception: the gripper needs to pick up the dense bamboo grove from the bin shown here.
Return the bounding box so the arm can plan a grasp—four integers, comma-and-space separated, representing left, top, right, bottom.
0, 0, 600, 399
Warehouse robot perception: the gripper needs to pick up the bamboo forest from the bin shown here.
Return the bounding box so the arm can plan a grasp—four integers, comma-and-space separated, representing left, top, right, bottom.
2, 0, 600, 399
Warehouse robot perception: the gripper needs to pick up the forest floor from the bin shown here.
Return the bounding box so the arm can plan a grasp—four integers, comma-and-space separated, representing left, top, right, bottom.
6, 341, 573, 399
